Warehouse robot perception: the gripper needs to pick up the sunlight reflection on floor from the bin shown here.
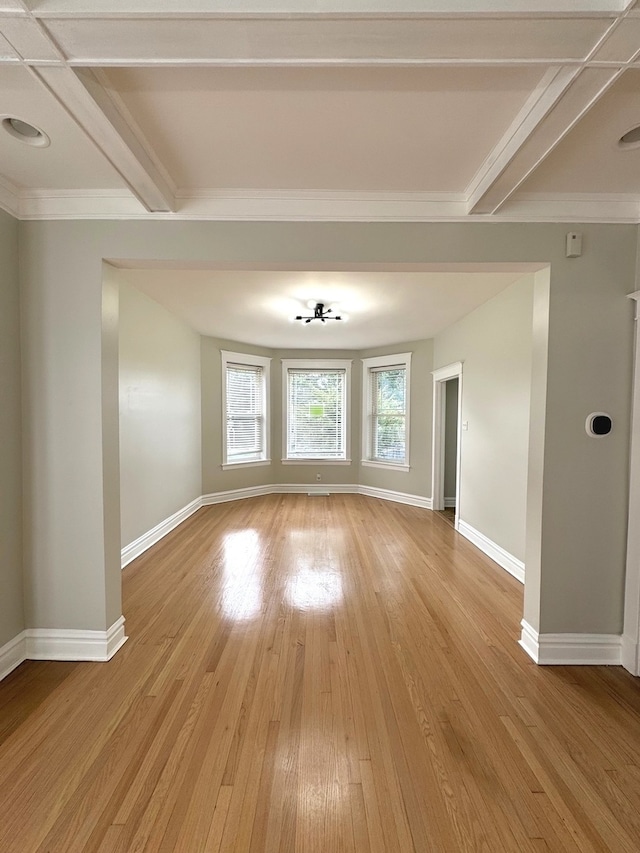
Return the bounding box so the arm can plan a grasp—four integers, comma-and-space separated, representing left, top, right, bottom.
222, 529, 263, 620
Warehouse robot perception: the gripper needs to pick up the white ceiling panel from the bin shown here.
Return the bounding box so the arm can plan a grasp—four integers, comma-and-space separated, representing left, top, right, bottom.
41, 17, 608, 65
0, 64, 125, 189
105, 66, 544, 193
117, 266, 533, 349
516, 69, 640, 196
0, 3, 638, 220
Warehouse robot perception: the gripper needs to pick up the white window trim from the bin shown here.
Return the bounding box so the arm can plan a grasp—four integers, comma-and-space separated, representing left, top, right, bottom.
281, 358, 352, 463
361, 352, 412, 471
221, 350, 271, 468
361, 459, 410, 473
282, 459, 352, 466
221, 460, 272, 471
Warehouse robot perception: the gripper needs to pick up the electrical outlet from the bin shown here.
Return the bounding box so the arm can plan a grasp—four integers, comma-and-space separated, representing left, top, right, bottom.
316, 473, 322, 481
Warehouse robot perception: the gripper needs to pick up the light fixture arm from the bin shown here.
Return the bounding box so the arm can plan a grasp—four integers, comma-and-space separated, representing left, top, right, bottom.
295, 302, 342, 324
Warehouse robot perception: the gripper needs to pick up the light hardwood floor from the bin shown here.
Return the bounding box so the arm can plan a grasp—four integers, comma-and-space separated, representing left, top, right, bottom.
1, 494, 640, 852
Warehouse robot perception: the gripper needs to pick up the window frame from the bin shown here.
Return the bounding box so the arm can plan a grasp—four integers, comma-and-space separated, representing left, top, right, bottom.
361, 352, 412, 472
221, 350, 271, 469
281, 359, 352, 465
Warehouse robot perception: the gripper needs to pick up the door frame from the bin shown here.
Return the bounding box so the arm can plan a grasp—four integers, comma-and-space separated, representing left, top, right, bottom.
431, 362, 463, 529
623, 292, 640, 676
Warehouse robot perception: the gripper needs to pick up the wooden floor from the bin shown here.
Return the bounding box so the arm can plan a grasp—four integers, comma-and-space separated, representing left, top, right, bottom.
1, 495, 640, 852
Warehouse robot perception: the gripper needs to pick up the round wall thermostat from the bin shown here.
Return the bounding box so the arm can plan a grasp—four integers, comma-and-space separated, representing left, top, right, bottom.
585, 412, 612, 437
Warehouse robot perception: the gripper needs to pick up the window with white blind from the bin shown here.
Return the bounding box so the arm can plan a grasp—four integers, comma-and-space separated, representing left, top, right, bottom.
362, 353, 411, 471
222, 351, 271, 468
282, 360, 352, 463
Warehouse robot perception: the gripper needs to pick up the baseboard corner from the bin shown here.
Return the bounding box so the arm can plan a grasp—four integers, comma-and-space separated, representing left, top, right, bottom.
520, 620, 622, 666
0, 631, 27, 682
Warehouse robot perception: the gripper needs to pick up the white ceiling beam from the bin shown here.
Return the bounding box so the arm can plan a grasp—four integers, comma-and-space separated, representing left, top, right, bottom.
30, 65, 175, 211
467, 65, 624, 214
0, 1, 29, 11
466, 5, 635, 214
466, 66, 580, 212
34, 15, 617, 67
0, 14, 62, 61
25, 1, 630, 16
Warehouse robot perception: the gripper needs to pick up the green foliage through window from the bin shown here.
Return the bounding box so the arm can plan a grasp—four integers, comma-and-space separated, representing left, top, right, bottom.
287, 369, 345, 459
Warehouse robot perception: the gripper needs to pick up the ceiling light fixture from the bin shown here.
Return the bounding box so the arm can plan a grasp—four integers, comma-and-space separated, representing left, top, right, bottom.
1, 116, 50, 147
295, 302, 342, 324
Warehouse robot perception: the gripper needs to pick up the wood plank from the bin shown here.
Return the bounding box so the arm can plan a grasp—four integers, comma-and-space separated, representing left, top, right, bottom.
0, 494, 639, 852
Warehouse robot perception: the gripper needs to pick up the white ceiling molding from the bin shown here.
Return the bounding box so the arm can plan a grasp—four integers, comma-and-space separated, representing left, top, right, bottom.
0, 15, 62, 62
30, 65, 176, 211
0, 173, 19, 217
466, 66, 581, 213
23, 2, 635, 17
468, 66, 625, 214
0, 2, 640, 222
498, 192, 640, 222
9, 187, 639, 223
591, 14, 640, 60
466, 4, 636, 214
0, 1, 30, 12
0, 31, 19, 60
33, 16, 619, 67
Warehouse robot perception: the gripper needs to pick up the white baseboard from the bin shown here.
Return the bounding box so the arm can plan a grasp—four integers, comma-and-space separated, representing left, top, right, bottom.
457, 519, 525, 584
121, 496, 202, 568
274, 483, 359, 495
444, 497, 456, 508
0, 631, 28, 681
358, 485, 432, 509
519, 619, 622, 665
621, 633, 640, 676
26, 615, 128, 662
202, 485, 273, 505
0, 616, 128, 681
201, 483, 431, 508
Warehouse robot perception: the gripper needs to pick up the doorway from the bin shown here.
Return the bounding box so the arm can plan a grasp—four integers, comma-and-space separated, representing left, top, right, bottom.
431, 362, 463, 530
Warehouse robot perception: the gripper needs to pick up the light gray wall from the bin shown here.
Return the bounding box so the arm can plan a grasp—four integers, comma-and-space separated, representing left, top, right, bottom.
119, 279, 202, 548
0, 210, 24, 647
17, 220, 636, 639
444, 378, 459, 501
434, 275, 534, 563
359, 338, 433, 498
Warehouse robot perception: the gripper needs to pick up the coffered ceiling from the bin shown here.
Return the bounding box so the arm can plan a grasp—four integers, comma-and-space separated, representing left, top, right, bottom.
1, 0, 640, 222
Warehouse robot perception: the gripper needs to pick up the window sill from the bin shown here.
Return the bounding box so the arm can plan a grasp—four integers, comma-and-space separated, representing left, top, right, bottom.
222, 459, 271, 470
361, 460, 410, 473
281, 458, 352, 466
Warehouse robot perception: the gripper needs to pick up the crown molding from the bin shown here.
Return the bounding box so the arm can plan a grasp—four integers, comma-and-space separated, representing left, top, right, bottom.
500, 191, 640, 221
0, 173, 20, 217
16, 188, 147, 218
9, 186, 640, 222
24, 1, 633, 18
